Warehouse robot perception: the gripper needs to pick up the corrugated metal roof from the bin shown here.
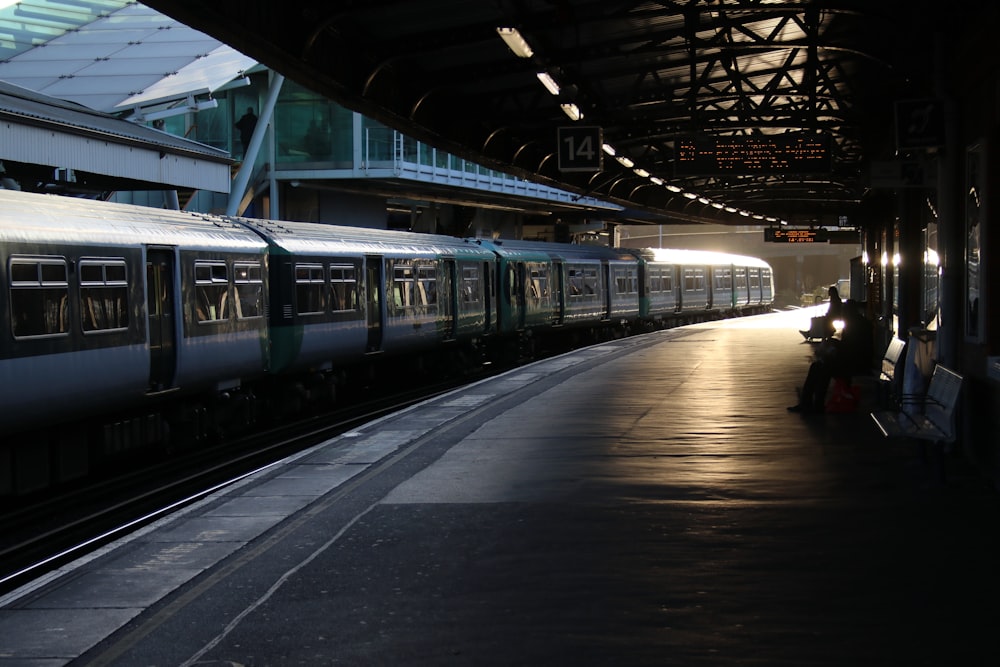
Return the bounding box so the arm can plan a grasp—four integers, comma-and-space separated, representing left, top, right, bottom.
0, 1, 256, 113
0, 79, 232, 191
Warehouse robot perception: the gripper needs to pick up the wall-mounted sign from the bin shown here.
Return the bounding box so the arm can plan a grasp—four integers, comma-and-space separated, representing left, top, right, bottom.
557, 126, 603, 172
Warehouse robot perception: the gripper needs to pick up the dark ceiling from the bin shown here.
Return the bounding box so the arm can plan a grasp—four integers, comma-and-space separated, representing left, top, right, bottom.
144, 0, 991, 226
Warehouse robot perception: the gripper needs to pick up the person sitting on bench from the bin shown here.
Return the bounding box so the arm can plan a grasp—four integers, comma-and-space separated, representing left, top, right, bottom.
789, 299, 873, 414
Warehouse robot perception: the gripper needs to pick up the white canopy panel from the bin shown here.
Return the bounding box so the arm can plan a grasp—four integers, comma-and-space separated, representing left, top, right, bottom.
0, 1, 256, 113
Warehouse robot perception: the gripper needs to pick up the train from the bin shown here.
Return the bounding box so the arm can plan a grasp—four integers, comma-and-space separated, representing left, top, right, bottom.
0, 189, 773, 495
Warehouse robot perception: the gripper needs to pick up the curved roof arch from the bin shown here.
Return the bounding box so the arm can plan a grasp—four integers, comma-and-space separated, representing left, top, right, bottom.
141, 0, 991, 226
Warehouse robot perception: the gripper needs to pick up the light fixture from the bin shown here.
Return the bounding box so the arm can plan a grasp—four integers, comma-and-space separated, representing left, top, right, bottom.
697, 197, 710, 204
616, 155, 634, 168
650, 176, 664, 185
560, 103, 583, 121
536, 72, 560, 96
683, 192, 698, 199
496, 27, 534, 58
665, 184, 682, 193
724, 206, 738, 213
711, 202, 725, 209
633, 168, 650, 178
602, 143, 616, 156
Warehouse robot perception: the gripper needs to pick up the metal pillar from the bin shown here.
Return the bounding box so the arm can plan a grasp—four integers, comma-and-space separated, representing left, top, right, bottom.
227, 72, 285, 217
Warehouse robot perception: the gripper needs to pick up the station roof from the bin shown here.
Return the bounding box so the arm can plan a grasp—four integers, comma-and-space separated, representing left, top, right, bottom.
0, 0, 256, 115
0, 78, 232, 193
0, 1, 240, 194
141, 0, 997, 226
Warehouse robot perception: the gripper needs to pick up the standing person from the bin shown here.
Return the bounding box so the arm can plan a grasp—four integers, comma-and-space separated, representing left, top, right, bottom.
234, 107, 258, 160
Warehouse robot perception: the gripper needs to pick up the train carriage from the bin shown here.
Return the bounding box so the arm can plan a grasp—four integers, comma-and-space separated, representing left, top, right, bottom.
235, 220, 498, 368
472, 238, 640, 333
0, 190, 270, 437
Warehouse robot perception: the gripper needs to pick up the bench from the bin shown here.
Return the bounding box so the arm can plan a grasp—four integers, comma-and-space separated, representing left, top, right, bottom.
877, 336, 907, 406
870, 364, 963, 479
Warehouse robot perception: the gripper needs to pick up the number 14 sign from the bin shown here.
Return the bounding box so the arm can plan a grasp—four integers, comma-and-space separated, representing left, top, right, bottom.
557, 126, 603, 172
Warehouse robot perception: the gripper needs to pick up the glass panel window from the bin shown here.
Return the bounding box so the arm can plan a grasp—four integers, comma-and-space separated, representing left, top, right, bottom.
583, 267, 598, 296
416, 265, 437, 307
392, 264, 414, 310
10, 256, 69, 338
330, 264, 358, 312
195, 261, 229, 322
685, 268, 705, 291
615, 267, 637, 295
234, 262, 263, 319
735, 267, 748, 289
80, 258, 129, 333
295, 263, 326, 315
461, 265, 482, 304
528, 265, 549, 303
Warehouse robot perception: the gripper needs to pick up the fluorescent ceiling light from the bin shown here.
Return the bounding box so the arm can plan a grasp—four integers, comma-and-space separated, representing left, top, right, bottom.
536, 72, 560, 96
665, 184, 683, 193
683, 192, 698, 199
650, 177, 664, 185
497, 27, 534, 58
560, 103, 583, 121
602, 143, 616, 156
633, 168, 650, 178
616, 155, 634, 168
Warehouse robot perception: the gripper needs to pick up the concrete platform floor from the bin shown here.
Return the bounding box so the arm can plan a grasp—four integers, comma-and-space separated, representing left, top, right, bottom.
2, 307, 998, 666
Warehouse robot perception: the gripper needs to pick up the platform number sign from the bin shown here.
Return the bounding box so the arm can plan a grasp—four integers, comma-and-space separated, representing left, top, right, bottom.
557, 126, 603, 172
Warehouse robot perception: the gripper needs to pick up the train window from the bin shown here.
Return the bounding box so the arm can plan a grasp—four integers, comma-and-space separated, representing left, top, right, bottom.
582, 267, 598, 296
461, 265, 481, 304
392, 265, 414, 310
735, 267, 748, 289
684, 268, 705, 291
528, 265, 549, 303
416, 265, 437, 307
80, 258, 129, 333
330, 264, 358, 312
234, 262, 263, 319
567, 267, 583, 298
295, 263, 325, 315
714, 268, 732, 290
9, 256, 69, 338
194, 261, 229, 322
614, 267, 637, 295
749, 268, 761, 289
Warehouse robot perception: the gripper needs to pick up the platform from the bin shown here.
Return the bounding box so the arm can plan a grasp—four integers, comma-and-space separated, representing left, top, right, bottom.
2, 307, 998, 666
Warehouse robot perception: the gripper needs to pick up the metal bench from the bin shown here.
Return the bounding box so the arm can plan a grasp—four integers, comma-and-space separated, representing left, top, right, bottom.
877, 337, 907, 406
870, 364, 963, 480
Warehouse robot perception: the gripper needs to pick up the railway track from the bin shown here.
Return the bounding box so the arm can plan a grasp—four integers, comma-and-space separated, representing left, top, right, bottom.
0, 374, 484, 597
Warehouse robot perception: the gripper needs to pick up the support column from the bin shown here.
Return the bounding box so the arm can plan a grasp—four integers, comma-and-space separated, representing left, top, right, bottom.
227, 72, 285, 217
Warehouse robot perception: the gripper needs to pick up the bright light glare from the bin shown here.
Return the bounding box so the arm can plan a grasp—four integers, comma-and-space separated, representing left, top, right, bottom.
536, 72, 560, 95
497, 27, 534, 58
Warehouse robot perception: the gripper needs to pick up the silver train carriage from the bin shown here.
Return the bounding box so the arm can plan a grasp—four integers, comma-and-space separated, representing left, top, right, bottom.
0, 189, 270, 436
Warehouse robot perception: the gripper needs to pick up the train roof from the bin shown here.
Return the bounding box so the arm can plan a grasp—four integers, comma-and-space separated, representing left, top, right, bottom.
633, 247, 772, 269
0, 190, 266, 252
469, 238, 634, 262
233, 218, 497, 259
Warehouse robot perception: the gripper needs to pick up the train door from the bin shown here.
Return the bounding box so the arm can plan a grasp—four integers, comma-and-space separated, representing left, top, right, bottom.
365, 255, 384, 353
553, 261, 565, 325
603, 261, 612, 320
506, 261, 526, 330
443, 258, 456, 340
146, 248, 177, 392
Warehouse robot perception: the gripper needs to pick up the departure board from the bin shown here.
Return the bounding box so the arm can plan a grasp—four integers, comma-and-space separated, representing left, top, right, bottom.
676, 134, 831, 175
764, 228, 822, 243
